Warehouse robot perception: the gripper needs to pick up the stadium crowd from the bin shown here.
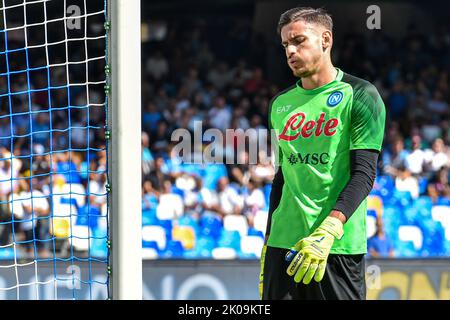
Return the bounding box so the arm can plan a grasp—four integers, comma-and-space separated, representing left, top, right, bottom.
0, 15, 108, 259
140, 19, 450, 258
0, 14, 449, 259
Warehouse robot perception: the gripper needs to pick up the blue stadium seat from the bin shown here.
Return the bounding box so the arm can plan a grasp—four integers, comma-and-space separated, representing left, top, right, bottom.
381, 204, 404, 242
247, 228, 264, 239
403, 206, 419, 225
393, 190, 413, 207
202, 163, 228, 190
142, 240, 160, 250
418, 220, 445, 256
142, 209, 158, 226
394, 240, 418, 258
0, 247, 15, 260
367, 209, 378, 218
200, 213, 223, 240
382, 204, 405, 226
161, 240, 184, 258
157, 219, 173, 241
378, 187, 392, 201
91, 228, 108, 259
375, 175, 395, 192
171, 186, 185, 198
264, 184, 272, 209
436, 197, 450, 206
76, 205, 101, 229
183, 249, 200, 259
237, 252, 257, 259
444, 240, 450, 256
184, 236, 216, 259
418, 177, 429, 196
218, 230, 241, 252
180, 163, 204, 177
177, 215, 199, 234
414, 196, 433, 212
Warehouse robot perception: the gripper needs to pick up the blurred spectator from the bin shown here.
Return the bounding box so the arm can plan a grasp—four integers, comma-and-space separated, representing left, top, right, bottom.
208, 95, 232, 131
10, 176, 50, 258
387, 80, 408, 121
427, 90, 448, 116
142, 101, 161, 135
406, 134, 427, 175
142, 179, 159, 210
77, 195, 102, 230
207, 61, 233, 90
146, 51, 169, 81
150, 120, 171, 154
227, 151, 251, 187
250, 151, 275, 185
368, 218, 395, 258
147, 156, 170, 193
382, 136, 409, 177
217, 177, 244, 216
157, 179, 184, 220
243, 178, 266, 227
141, 132, 154, 177
53, 151, 81, 184
427, 167, 450, 203
424, 138, 448, 172
395, 165, 419, 198
87, 165, 107, 207
0, 148, 22, 201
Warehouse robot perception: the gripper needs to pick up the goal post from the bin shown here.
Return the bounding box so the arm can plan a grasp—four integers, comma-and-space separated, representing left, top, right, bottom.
108, 0, 142, 300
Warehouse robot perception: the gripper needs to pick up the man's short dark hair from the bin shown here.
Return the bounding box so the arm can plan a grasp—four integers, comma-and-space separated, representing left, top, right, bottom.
277, 7, 333, 35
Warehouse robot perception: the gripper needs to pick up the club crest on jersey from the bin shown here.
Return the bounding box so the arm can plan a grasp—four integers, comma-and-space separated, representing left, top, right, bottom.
327, 91, 343, 107
278, 112, 339, 141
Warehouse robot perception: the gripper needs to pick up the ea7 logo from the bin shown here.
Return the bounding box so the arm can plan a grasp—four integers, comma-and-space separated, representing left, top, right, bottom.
277, 105, 292, 113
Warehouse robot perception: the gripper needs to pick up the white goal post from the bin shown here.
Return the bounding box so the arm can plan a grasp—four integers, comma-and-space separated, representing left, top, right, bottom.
108, 0, 142, 300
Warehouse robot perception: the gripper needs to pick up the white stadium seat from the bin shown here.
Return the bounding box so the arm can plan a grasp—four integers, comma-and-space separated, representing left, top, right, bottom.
211, 247, 237, 260
398, 225, 423, 250
240, 236, 264, 258
70, 225, 91, 251
223, 215, 248, 237
253, 210, 268, 235
142, 225, 166, 251
366, 215, 377, 238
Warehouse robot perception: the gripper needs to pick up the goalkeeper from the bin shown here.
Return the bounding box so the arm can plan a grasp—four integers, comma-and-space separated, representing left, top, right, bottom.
260, 7, 386, 300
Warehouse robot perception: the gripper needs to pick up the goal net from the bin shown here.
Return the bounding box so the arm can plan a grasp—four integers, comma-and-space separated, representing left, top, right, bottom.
0, 0, 109, 299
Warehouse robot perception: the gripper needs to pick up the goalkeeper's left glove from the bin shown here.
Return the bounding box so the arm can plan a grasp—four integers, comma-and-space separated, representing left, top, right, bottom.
285, 216, 344, 284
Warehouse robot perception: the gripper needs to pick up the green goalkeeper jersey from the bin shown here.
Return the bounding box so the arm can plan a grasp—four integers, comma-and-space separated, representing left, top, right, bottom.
267, 68, 386, 254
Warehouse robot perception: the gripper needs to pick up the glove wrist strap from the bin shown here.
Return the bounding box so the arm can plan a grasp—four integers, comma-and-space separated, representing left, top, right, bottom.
318, 216, 344, 240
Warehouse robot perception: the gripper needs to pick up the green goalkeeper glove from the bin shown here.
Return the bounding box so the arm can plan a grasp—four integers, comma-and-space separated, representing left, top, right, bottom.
259, 244, 267, 299
285, 216, 344, 284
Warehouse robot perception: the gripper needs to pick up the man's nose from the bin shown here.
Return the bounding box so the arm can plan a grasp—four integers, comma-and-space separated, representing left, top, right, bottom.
287, 44, 297, 56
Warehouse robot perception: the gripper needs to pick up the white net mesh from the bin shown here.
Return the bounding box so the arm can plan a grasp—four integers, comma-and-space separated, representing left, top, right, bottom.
0, 0, 109, 299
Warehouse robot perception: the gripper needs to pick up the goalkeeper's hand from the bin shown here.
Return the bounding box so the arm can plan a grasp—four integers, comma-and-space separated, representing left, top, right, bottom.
285, 216, 344, 284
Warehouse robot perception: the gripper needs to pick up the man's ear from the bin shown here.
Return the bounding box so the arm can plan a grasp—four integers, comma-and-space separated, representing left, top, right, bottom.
322, 30, 333, 52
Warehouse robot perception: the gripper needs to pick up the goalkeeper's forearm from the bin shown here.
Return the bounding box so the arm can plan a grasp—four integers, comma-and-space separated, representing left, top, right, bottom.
265, 166, 284, 240
333, 149, 379, 221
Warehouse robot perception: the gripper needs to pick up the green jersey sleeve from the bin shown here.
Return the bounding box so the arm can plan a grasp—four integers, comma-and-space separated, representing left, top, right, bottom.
350, 83, 386, 151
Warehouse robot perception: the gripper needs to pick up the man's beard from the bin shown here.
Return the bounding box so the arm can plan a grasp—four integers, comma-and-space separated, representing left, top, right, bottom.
293, 68, 314, 78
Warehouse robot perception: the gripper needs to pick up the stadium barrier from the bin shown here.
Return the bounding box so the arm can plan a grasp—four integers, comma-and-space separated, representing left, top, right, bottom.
0, 258, 448, 300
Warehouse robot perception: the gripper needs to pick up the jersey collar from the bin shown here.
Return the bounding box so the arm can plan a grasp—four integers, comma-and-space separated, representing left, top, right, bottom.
295, 68, 343, 95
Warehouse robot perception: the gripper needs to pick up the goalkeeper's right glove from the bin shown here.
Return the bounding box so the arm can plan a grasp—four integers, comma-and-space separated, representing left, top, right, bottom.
285, 216, 344, 284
